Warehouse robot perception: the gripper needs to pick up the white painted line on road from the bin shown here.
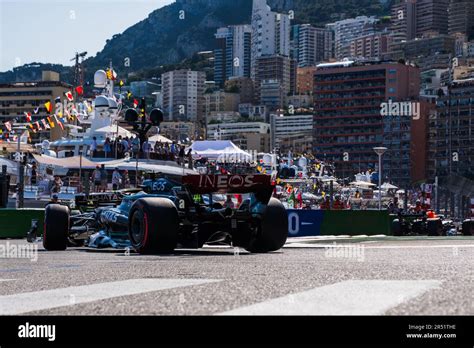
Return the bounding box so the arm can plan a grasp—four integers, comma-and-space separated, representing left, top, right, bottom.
0, 279, 15, 282
0, 278, 220, 315
220, 280, 441, 315
285, 243, 474, 249
363, 244, 474, 249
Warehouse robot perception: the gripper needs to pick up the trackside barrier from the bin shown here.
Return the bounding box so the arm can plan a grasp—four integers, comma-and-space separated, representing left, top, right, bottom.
287, 209, 393, 237
0, 208, 393, 239
0, 209, 45, 238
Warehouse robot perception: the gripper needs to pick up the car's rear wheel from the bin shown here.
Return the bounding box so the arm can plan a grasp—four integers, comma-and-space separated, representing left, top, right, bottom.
427, 218, 442, 236
462, 220, 473, 236
43, 204, 69, 251
391, 219, 403, 236
128, 198, 179, 254
246, 198, 288, 253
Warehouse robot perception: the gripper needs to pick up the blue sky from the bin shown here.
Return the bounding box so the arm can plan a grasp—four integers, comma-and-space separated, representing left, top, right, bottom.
0, 0, 173, 72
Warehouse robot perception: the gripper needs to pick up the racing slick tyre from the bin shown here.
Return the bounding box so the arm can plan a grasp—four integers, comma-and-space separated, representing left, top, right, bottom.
427, 218, 442, 236
128, 198, 179, 254
246, 198, 288, 253
462, 220, 473, 236
43, 204, 69, 251
391, 219, 403, 236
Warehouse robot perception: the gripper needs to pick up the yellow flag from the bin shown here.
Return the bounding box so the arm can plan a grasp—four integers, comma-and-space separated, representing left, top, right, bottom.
44, 101, 52, 113
47, 116, 55, 128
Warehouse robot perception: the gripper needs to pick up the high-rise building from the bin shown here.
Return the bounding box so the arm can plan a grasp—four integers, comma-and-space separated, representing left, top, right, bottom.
294, 24, 333, 67
403, 34, 456, 59
390, 0, 448, 44
0, 71, 71, 142
254, 55, 292, 110
416, 0, 449, 37
204, 90, 240, 116
225, 77, 255, 104
251, 0, 291, 78
349, 32, 390, 59
296, 66, 317, 95
448, 0, 474, 40
214, 25, 252, 86
390, 0, 417, 45
313, 61, 423, 186
429, 78, 474, 180
329, 16, 379, 59
270, 114, 314, 153
161, 70, 206, 122
207, 122, 271, 152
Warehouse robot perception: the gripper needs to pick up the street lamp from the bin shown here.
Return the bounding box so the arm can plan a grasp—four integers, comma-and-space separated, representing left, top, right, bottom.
373, 147, 388, 211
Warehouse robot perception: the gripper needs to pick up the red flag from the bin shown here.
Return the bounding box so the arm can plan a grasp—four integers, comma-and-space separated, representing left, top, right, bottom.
24, 112, 32, 122
133, 99, 139, 108
65, 91, 74, 102
75, 86, 84, 95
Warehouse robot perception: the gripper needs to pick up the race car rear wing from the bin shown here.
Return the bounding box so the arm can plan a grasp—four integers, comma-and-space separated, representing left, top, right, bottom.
182, 174, 274, 195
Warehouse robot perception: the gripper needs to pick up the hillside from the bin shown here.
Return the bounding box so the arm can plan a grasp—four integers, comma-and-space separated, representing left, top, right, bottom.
0, 0, 393, 84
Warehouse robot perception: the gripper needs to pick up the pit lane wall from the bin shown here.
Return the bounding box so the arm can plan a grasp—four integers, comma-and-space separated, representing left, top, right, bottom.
0, 209, 44, 238
287, 210, 393, 237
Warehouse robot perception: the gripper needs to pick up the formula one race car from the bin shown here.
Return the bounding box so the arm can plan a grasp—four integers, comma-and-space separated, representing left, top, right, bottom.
391, 212, 444, 236
41, 174, 288, 254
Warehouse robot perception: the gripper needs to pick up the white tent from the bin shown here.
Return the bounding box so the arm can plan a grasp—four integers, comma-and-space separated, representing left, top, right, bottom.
95, 125, 132, 139
381, 182, 398, 190
0, 157, 18, 175
188, 140, 252, 162
102, 159, 196, 176
148, 134, 173, 144
350, 181, 377, 187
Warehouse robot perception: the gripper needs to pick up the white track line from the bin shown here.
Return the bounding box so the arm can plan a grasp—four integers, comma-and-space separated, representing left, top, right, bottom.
0, 279, 16, 282
220, 280, 441, 315
0, 278, 220, 315
285, 243, 474, 249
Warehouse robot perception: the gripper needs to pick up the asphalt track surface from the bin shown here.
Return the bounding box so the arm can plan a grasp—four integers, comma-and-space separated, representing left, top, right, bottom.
0, 236, 473, 315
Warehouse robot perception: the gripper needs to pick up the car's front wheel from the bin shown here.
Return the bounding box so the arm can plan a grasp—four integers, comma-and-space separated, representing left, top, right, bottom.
128, 198, 179, 254
43, 204, 69, 251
